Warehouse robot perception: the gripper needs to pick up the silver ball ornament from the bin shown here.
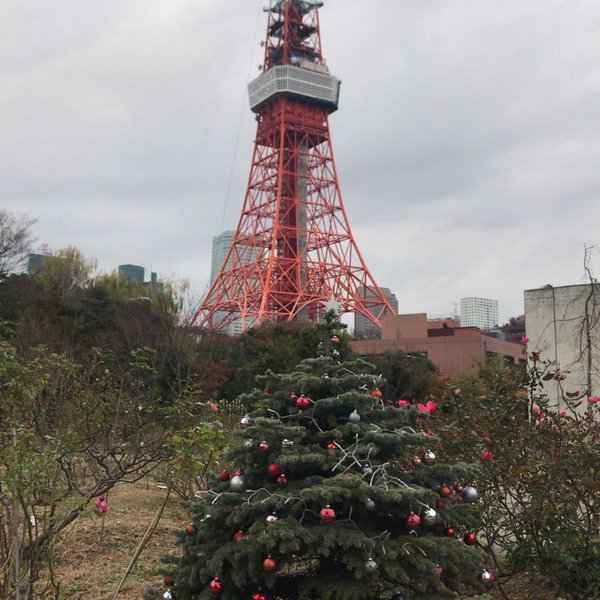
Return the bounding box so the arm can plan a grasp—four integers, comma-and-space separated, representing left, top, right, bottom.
229, 475, 246, 492
422, 449, 436, 465
349, 409, 361, 423
422, 507, 437, 526
365, 557, 378, 573
462, 486, 479, 503
365, 498, 376, 511
244, 439, 254, 451
363, 466, 373, 476
240, 415, 251, 427
282, 438, 294, 447
266, 513, 278, 525
163, 591, 172, 600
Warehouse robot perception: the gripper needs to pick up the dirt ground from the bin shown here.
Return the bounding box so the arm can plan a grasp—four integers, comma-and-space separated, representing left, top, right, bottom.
34, 482, 554, 600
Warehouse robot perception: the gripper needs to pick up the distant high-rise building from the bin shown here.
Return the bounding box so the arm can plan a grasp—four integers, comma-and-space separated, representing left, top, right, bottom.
118, 264, 145, 284
210, 231, 235, 282
27, 253, 46, 276
210, 231, 260, 335
118, 264, 163, 293
355, 287, 398, 339
460, 296, 498, 330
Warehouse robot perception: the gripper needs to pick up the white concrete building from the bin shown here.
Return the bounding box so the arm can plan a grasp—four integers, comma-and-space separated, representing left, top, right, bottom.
460, 296, 499, 330
525, 284, 600, 410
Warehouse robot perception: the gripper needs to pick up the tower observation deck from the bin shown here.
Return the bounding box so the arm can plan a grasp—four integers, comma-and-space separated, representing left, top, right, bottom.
191, 0, 395, 333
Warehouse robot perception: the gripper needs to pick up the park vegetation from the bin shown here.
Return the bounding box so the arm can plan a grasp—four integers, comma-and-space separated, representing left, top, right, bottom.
1, 210, 600, 599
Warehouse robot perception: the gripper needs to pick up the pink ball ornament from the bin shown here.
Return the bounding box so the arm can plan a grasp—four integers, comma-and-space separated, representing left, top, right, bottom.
296, 395, 311, 409
406, 511, 421, 529
320, 505, 336, 523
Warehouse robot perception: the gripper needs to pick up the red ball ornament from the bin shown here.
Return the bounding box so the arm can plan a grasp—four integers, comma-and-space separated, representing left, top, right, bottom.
320, 505, 336, 523
290, 393, 298, 400
444, 526, 456, 537
258, 440, 270, 451
219, 470, 230, 482
277, 473, 288, 485
438, 485, 452, 498
412, 456, 422, 467
406, 511, 421, 529
233, 530, 245, 542
267, 463, 283, 478
331, 335, 340, 344
163, 574, 174, 587
209, 577, 223, 595
262, 556, 277, 571
185, 523, 197, 536
296, 395, 311, 409
370, 388, 383, 399
327, 442, 337, 449
264, 386, 273, 394
252, 593, 267, 600
463, 531, 477, 546
454, 482, 464, 493
435, 499, 446, 510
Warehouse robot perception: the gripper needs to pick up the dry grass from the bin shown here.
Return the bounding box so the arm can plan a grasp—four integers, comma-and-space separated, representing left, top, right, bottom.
34, 482, 555, 600
36, 481, 186, 600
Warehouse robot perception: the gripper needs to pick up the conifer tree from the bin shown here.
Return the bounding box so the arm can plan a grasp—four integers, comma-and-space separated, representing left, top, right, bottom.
152, 312, 488, 600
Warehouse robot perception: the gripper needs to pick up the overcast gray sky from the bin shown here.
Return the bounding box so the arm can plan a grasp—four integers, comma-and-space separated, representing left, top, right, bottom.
2, 0, 599, 324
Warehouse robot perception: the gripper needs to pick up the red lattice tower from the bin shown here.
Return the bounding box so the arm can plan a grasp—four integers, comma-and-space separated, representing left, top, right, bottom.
191, 0, 395, 332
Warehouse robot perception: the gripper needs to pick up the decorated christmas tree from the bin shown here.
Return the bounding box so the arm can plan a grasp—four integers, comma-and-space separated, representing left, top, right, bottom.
152, 312, 488, 600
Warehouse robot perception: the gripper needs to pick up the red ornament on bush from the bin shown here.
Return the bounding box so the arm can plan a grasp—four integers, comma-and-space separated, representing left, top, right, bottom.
463, 531, 477, 545
264, 387, 273, 394
262, 556, 277, 571
435, 499, 446, 510
267, 463, 283, 478
327, 442, 337, 449
233, 530, 245, 543
444, 526, 456, 537
406, 511, 421, 529
209, 577, 223, 595
370, 388, 383, 399
411, 456, 422, 466
258, 440, 270, 451
320, 505, 336, 523
438, 485, 452, 498
331, 335, 340, 344
296, 395, 311, 409
276, 474, 288, 485
454, 482, 464, 493
163, 574, 174, 587
219, 470, 230, 482
186, 523, 197, 536
252, 593, 267, 600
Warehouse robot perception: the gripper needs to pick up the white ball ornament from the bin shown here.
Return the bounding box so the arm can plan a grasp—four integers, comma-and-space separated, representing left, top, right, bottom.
365, 498, 376, 511
240, 415, 252, 427
266, 513, 278, 525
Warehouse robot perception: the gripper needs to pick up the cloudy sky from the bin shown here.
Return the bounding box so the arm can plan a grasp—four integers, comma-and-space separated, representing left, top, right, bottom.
3, 0, 600, 324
